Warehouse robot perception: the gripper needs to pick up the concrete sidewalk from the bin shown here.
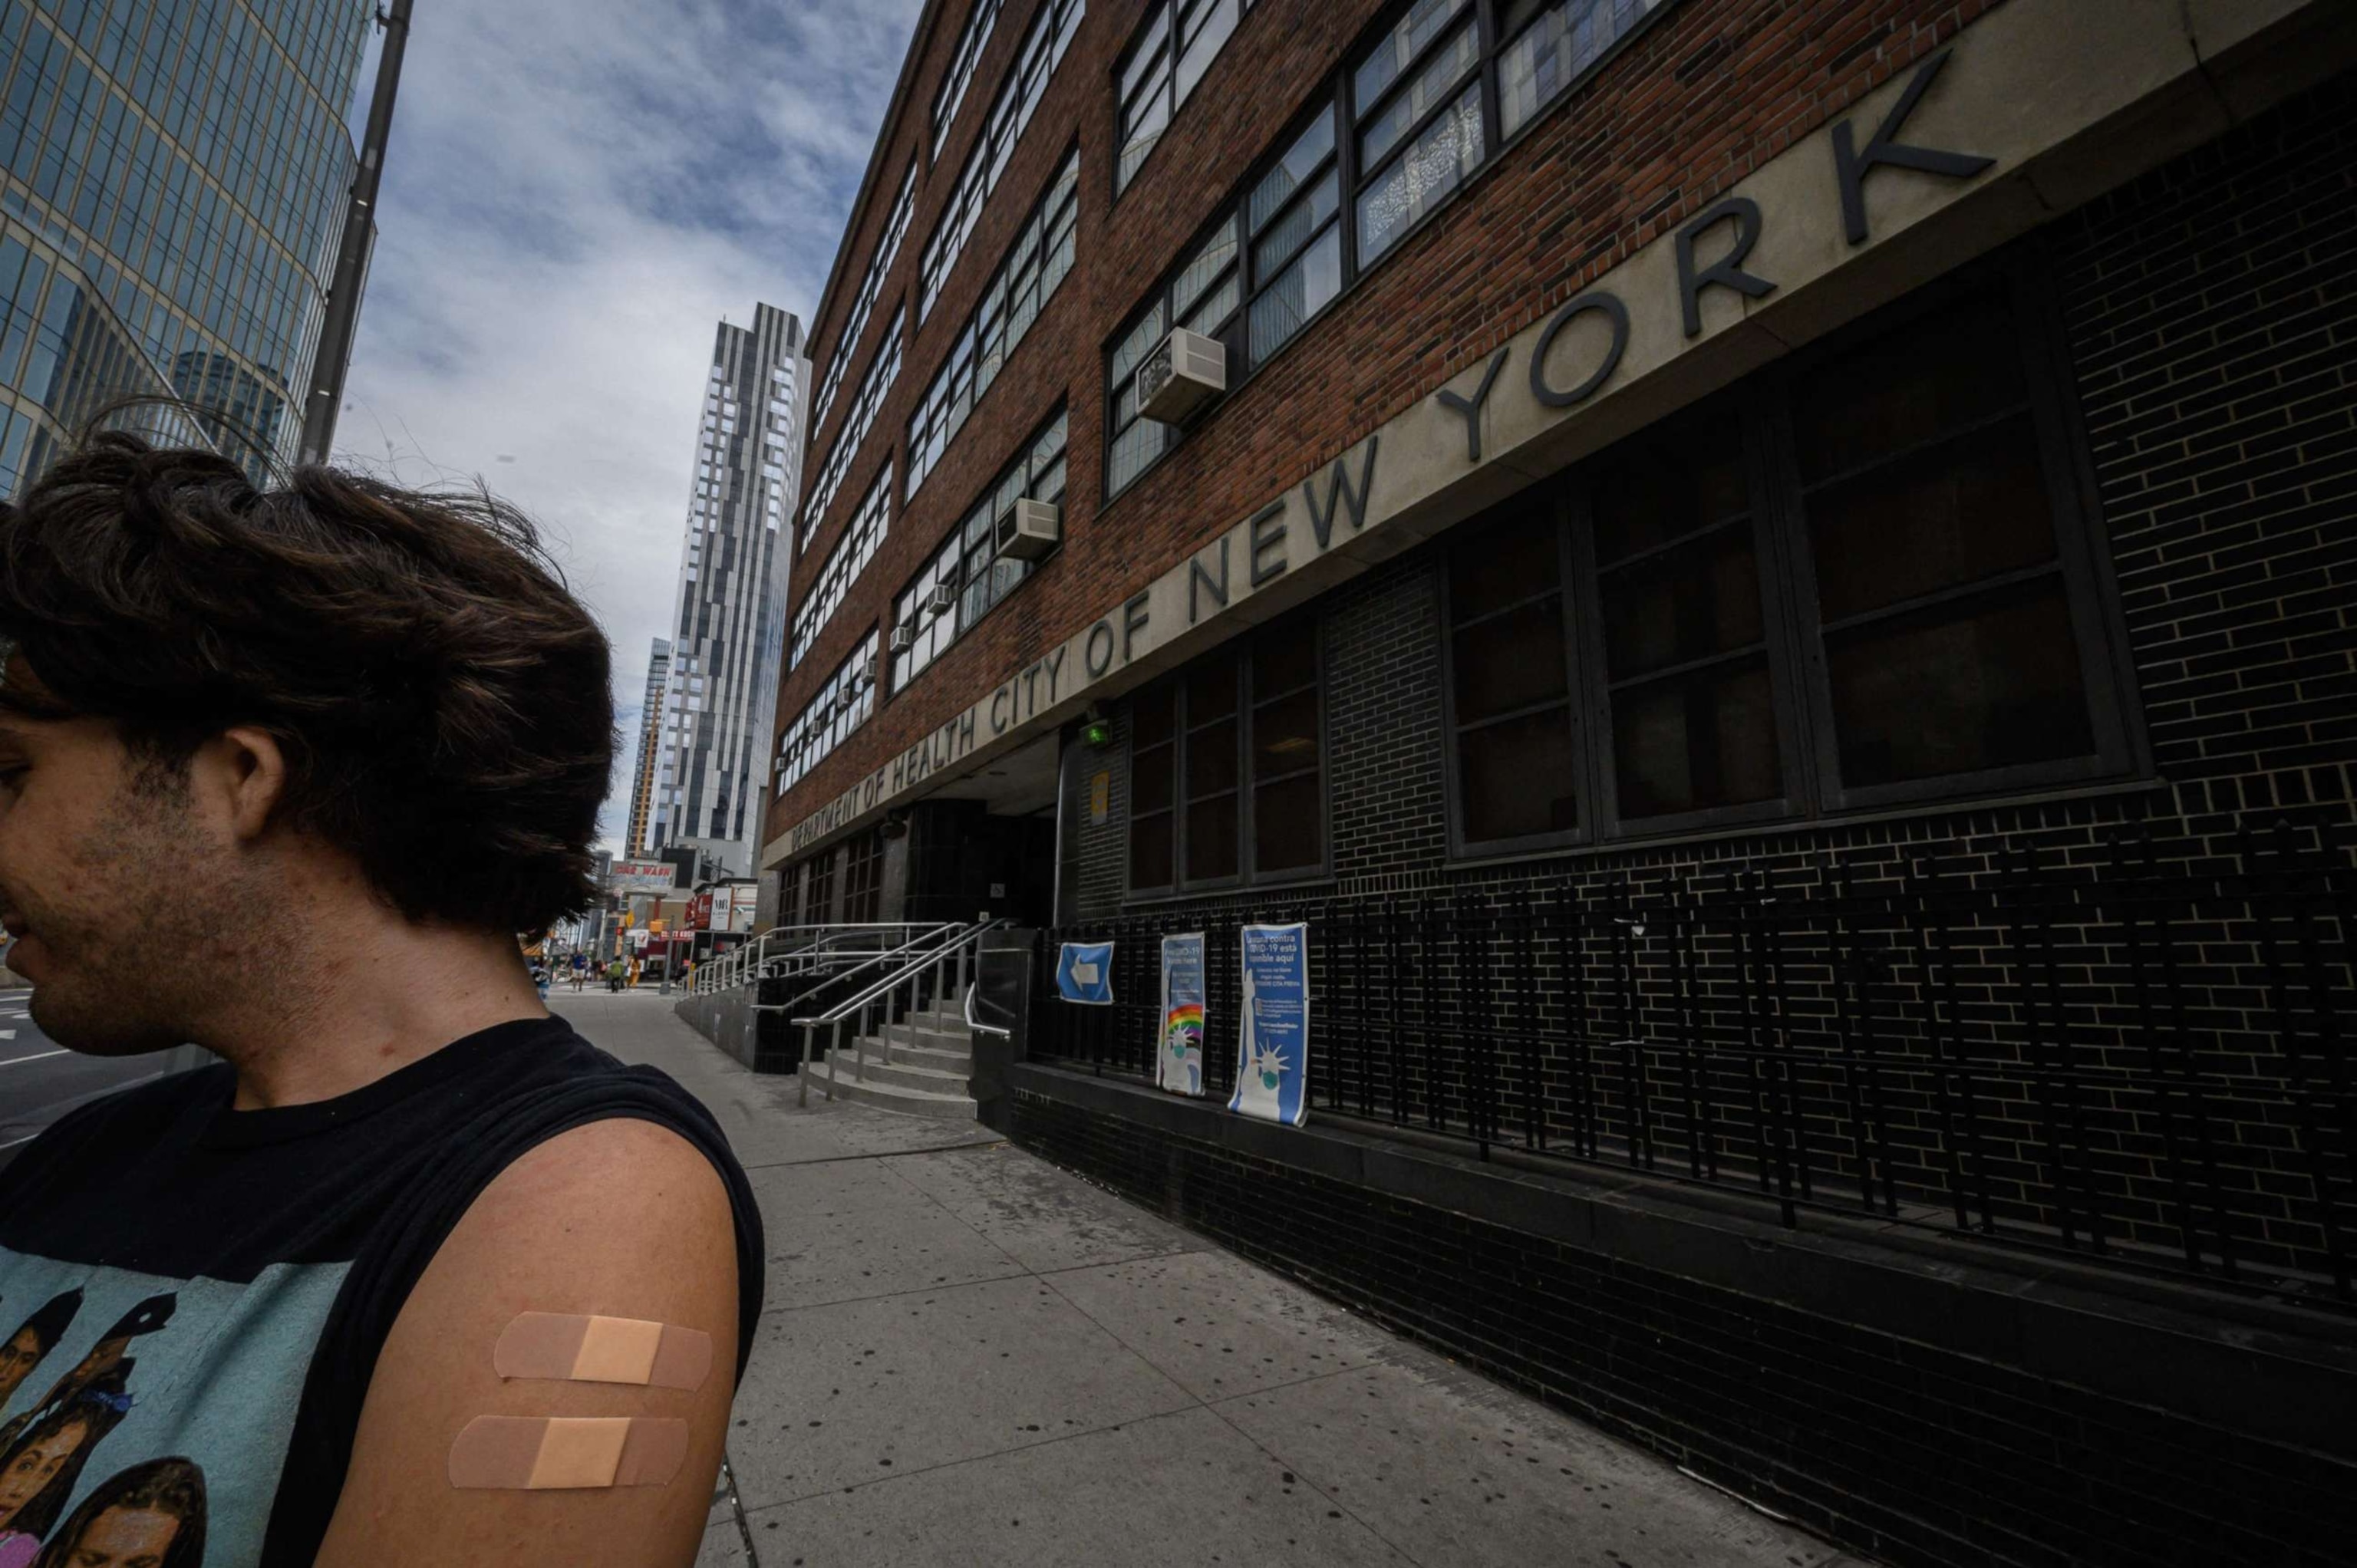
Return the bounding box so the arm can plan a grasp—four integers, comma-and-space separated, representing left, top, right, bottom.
559, 990, 1861, 1568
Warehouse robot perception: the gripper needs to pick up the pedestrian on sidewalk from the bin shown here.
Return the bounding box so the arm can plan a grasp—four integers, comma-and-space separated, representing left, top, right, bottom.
0, 435, 763, 1568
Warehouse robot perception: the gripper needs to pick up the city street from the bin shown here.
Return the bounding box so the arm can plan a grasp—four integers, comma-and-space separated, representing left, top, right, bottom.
0, 990, 180, 1172
555, 989, 1864, 1568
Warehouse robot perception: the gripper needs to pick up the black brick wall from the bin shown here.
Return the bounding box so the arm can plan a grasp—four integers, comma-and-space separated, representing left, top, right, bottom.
1010, 1085, 2357, 1568
2052, 84, 2357, 854
1023, 69, 2357, 1568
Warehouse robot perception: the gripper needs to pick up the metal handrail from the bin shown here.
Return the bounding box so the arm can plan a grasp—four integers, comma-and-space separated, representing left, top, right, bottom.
694, 922, 954, 996
787, 919, 1013, 1106
963, 980, 1011, 1039
694, 923, 910, 996
744, 923, 964, 1007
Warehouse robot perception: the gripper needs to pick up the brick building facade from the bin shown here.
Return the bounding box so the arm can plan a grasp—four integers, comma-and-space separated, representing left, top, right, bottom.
760, 1, 2357, 1560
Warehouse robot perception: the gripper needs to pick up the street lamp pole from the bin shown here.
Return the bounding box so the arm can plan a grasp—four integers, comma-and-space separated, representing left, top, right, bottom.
298, 0, 414, 469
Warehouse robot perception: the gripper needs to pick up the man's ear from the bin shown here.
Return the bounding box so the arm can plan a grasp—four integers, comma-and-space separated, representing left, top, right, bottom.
191, 726, 292, 842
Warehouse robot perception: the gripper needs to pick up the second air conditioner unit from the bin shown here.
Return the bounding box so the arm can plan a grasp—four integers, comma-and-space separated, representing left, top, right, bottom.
922, 583, 960, 619
1137, 327, 1226, 423
994, 498, 1060, 562
888, 621, 918, 654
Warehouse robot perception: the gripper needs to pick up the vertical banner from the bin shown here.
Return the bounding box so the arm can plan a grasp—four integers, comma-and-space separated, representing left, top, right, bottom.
1158, 932, 1208, 1096
1055, 940, 1115, 1004
1229, 922, 1310, 1126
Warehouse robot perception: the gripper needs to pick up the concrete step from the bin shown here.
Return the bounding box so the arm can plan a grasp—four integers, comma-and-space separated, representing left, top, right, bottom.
840, 1043, 971, 1095
885, 1039, 972, 1074
885, 1017, 972, 1052
802, 1055, 976, 1120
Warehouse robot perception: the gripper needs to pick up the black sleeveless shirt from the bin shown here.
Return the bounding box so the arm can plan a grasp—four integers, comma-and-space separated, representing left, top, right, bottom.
0, 1016, 763, 1567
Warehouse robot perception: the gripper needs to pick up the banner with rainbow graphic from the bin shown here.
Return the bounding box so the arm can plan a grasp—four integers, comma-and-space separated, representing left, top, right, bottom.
1157, 932, 1207, 1097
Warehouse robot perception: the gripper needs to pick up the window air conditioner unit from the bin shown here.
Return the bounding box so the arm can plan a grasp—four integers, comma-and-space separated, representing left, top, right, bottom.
888, 621, 918, 654
994, 498, 1060, 562
1137, 327, 1226, 423
857, 655, 880, 689
922, 582, 960, 619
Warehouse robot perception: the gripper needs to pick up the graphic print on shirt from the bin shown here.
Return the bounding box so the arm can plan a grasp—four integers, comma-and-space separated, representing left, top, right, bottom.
0, 1250, 351, 1568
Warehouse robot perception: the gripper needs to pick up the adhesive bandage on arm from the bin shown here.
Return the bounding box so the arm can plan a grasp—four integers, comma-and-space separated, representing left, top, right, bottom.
447, 1415, 690, 1490
493, 1313, 712, 1390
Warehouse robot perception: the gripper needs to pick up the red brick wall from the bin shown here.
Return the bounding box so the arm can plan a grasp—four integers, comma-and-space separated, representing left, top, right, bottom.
772, 0, 2003, 852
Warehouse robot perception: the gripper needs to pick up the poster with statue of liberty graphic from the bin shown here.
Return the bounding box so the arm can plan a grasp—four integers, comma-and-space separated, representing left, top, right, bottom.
1158, 933, 1208, 1096
1228, 922, 1310, 1126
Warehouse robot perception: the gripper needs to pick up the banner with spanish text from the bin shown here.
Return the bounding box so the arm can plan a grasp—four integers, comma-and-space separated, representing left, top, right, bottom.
1158, 932, 1207, 1096
1228, 922, 1309, 1126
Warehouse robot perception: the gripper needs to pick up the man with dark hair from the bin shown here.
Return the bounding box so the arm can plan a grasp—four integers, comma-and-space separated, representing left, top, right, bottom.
0, 436, 762, 1567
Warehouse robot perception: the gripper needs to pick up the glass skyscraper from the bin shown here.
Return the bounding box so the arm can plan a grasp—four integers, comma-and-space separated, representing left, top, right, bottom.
625, 635, 670, 859
643, 304, 808, 880
0, 0, 377, 498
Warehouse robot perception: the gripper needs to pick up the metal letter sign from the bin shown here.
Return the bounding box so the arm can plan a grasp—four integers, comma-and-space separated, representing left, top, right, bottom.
1056, 940, 1115, 1005
1228, 923, 1310, 1126
1159, 932, 1207, 1097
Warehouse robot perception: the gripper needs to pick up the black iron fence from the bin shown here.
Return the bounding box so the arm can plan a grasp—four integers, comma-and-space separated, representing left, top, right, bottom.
1028, 821, 2357, 1306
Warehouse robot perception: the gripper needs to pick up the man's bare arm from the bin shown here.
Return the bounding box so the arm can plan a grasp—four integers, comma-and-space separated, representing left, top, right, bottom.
315, 1117, 740, 1567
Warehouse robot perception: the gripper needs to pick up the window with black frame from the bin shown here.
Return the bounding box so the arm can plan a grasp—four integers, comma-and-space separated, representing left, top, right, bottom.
1247, 104, 1343, 363
1105, 214, 1241, 496
931, 0, 1004, 158
1126, 618, 1324, 896
1441, 275, 2134, 855
1116, 0, 1254, 193
1585, 406, 1788, 824
1351, 0, 1485, 266
1104, 0, 1682, 501
842, 829, 885, 923
891, 410, 1067, 691
906, 150, 1079, 499
803, 848, 839, 924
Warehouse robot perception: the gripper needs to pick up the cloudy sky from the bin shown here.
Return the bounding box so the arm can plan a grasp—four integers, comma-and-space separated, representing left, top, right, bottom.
336, 0, 923, 855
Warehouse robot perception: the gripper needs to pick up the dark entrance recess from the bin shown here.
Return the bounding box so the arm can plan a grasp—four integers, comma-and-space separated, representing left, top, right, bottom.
905, 799, 1057, 926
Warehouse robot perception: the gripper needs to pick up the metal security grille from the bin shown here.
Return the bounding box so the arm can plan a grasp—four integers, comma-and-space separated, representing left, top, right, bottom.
1031, 819, 2357, 1307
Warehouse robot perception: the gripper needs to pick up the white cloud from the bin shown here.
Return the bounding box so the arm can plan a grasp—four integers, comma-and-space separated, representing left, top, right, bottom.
336, 0, 921, 857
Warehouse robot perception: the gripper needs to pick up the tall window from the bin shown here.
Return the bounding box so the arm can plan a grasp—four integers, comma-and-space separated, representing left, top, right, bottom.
893, 410, 1067, 690
812, 163, 915, 437
1128, 618, 1324, 895
1352, 0, 1485, 266
1246, 104, 1343, 363
1447, 493, 1581, 844
1439, 274, 2134, 854
1106, 211, 1241, 496
907, 150, 1079, 498
1106, 0, 1680, 499
792, 465, 892, 669
1498, 0, 1671, 137
931, 0, 1004, 157
803, 847, 840, 924
775, 629, 880, 794
803, 315, 901, 545
842, 829, 886, 922
1115, 0, 1253, 193
918, 0, 1086, 321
